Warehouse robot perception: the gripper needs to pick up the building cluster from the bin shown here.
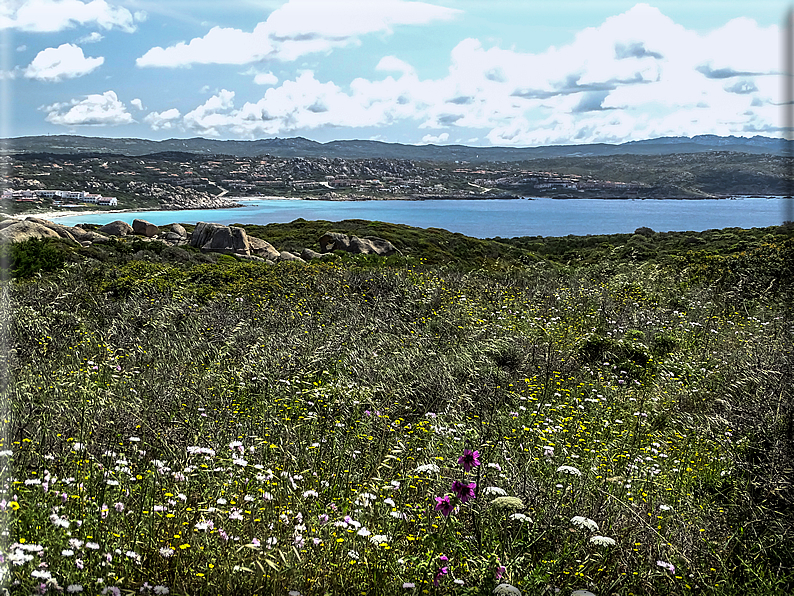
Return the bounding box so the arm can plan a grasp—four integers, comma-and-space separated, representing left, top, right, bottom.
1, 188, 118, 206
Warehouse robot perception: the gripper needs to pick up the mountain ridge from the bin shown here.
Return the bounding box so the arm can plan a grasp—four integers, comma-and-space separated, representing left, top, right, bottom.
4, 134, 792, 161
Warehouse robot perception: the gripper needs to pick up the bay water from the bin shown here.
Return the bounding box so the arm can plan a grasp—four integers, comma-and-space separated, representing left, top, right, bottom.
52, 197, 791, 239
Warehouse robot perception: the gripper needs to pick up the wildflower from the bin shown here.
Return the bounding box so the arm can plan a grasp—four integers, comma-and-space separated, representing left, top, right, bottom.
415, 463, 440, 474
66, 585, 83, 593
153, 588, 169, 595
509, 513, 532, 523
318, 513, 329, 524
556, 465, 582, 477
129, 437, 140, 443
452, 480, 477, 503
75, 558, 84, 569
302, 490, 318, 498
495, 564, 507, 580
402, 583, 415, 589
251, 538, 261, 547
458, 449, 481, 472
348, 550, 360, 560
369, 534, 389, 545
482, 486, 507, 496
659, 504, 672, 511
434, 495, 455, 517
114, 502, 124, 513
454, 579, 465, 585
487, 462, 502, 471
72, 443, 83, 452
489, 496, 524, 510
62, 549, 74, 557
357, 527, 371, 538
159, 548, 174, 558
571, 516, 599, 532
102, 588, 121, 596
265, 537, 277, 549
229, 509, 243, 521
657, 560, 675, 574
86, 542, 100, 550
543, 446, 555, 457
434, 556, 449, 586
589, 535, 616, 547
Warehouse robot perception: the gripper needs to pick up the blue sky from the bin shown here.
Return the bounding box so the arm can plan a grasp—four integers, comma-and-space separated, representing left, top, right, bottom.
1, 0, 790, 146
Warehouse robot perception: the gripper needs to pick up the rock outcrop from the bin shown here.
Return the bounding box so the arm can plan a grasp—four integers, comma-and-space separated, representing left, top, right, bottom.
301, 248, 324, 260
132, 219, 160, 238
248, 236, 280, 260
99, 220, 134, 237
277, 251, 306, 263
189, 221, 251, 256
0, 220, 61, 243
319, 232, 396, 256
23, 217, 78, 242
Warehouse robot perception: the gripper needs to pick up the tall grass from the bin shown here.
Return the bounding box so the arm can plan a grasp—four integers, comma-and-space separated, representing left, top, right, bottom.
1, 247, 792, 594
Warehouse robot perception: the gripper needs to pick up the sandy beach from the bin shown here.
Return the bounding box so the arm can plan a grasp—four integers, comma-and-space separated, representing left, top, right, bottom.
4, 208, 148, 222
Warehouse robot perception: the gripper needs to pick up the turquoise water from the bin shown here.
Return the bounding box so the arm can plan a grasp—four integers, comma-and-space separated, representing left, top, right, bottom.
52, 197, 791, 239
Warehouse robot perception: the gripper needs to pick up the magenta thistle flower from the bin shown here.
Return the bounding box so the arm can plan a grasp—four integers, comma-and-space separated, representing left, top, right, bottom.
434, 565, 449, 586
434, 495, 455, 516
458, 449, 481, 472
452, 480, 477, 503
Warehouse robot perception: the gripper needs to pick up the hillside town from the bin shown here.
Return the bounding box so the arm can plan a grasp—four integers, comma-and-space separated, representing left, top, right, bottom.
1, 187, 118, 207
1, 146, 781, 217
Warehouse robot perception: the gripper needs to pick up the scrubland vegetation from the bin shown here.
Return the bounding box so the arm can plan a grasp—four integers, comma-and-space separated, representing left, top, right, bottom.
0, 220, 792, 595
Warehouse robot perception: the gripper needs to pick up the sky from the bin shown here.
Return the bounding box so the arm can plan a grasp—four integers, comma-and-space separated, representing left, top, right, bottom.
1, 0, 791, 146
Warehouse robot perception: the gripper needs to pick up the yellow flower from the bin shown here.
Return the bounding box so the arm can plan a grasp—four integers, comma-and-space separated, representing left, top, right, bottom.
9, 501, 19, 511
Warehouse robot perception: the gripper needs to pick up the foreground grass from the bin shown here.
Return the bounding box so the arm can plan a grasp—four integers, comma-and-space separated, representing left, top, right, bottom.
1, 225, 792, 595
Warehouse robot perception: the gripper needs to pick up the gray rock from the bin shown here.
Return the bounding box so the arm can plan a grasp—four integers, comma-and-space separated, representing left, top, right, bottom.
164, 232, 186, 243
189, 221, 251, 256
24, 217, 77, 242
99, 220, 134, 237
0, 221, 61, 243
132, 219, 160, 238
277, 251, 306, 263
301, 248, 324, 260
318, 231, 396, 256
249, 236, 280, 260
319, 231, 350, 253
68, 227, 109, 243
169, 223, 187, 238
0, 219, 18, 230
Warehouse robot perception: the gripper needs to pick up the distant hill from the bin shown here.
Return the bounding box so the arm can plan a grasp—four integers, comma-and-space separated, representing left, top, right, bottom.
4, 134, 792, 162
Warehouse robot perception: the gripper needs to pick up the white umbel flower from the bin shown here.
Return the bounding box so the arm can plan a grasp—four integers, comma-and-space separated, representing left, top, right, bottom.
589, 535, 616, 546
556, 465, 582, 476
571, 516, 599, 532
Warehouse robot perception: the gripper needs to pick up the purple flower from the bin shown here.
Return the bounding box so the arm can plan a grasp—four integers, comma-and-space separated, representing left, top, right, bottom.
495, 564, 506, 580
458, 449, 481, 473
433, 566, 449, 586
434, 495, 455, 517
657, 560, 675, 574
452, 480, 477, 503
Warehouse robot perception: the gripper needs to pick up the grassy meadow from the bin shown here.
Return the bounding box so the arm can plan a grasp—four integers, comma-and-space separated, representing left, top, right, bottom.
0, 220, 792, 595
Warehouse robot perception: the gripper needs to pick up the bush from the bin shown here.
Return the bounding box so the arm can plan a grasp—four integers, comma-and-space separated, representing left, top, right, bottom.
0, 237, 71, 278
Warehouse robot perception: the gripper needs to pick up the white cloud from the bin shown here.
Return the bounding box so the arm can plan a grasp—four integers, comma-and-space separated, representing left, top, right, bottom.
42, 90, 134, 126
130, 98, 144, 110
1, 0, 135, 33
420, 132, 449, 144
77, 31, 104, 43
142, 4, 784, 145
136, 0, 460, 67
144, 108, 181, 130
376, 55, 415, 77
244, 69, 279, 86
16, 45, 26, 52
183, 90, 237, 136
24, 43, 104, 82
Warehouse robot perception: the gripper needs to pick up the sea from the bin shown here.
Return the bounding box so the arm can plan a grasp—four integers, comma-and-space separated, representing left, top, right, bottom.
52, 196, 792, 239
